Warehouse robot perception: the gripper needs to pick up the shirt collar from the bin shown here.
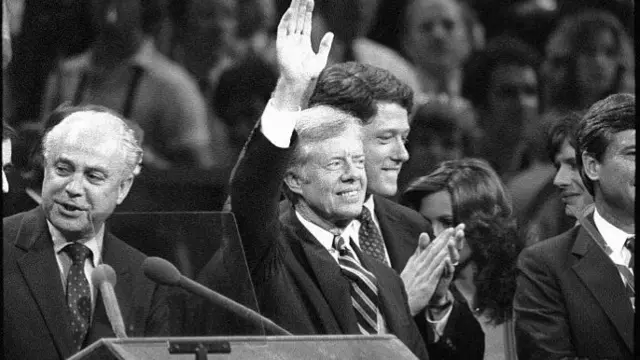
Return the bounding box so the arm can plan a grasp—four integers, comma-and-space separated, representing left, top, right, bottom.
48, 221, 104, 267
593, 207, 633, 255
295, 211, 361, 251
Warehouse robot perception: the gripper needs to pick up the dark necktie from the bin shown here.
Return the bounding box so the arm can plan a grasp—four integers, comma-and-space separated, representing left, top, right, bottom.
63, 243, 93, 351
334, 235, 380, 334
358, 206, 389, 266
616, 236, 635, 310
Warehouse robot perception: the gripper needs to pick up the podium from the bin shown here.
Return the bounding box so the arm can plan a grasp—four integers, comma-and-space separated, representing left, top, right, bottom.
68, 335, 419, 359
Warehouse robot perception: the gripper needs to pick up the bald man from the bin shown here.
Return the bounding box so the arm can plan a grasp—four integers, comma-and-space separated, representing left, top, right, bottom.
3, 105, 168, 360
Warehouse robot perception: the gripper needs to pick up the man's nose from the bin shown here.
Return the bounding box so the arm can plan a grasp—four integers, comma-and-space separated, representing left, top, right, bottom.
553, 166, 571, 187
65, 174, 84, 196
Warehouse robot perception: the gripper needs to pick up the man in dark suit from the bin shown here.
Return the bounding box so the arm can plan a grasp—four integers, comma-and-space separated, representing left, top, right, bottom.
228, 0, 429, 358
514, 93, 635, 359
3, 105, 169, 360
305, 62, 483, 359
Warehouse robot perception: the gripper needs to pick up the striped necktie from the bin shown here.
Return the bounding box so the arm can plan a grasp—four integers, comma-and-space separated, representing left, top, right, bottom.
63, 242, 93, 351
334, 235, 380, 334
616, 236, 635, 310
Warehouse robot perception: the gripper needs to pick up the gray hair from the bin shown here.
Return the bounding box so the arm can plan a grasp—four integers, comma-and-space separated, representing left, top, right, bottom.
42, 108, 143, 178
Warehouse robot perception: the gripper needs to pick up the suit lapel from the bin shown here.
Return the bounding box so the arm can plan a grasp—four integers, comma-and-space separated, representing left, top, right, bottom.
373, 196, 416, 271
571, 224, 634, 351
283, 209, 359, 334
101, 233, 134, 331
360, 255, 411, 335
14, 208, 75, 359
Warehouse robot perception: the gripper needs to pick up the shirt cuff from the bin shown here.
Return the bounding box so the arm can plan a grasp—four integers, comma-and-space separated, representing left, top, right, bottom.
260, 99, 300, 148
426, 304, 453, 342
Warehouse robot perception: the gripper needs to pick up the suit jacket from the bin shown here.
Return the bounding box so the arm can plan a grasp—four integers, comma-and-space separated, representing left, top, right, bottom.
514, 214, 634, 359
3, 207, 169, 360
228, 129, 429, 359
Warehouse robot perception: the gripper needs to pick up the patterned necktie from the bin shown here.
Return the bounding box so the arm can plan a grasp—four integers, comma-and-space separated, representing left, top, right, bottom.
334, 235, 380, 334
616, 236, 635, 311
358, 206, 389, 266
63, 243, 93, 351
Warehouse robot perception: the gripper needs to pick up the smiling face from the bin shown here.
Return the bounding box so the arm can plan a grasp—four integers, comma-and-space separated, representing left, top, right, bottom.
553, 140, 593, 217
583, 129, 635, 226
41, 113, 134, 240
363, 102, 410, 197
291, 126, 367, 227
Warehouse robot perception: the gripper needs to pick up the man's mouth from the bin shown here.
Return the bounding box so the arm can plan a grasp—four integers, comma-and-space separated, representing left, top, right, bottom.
337, 189, 360, 198
58, 202, 85, 212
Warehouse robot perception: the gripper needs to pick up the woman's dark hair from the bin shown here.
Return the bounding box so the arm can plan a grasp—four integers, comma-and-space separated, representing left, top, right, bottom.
401, 158, 521, 325
542, 9, 633, 112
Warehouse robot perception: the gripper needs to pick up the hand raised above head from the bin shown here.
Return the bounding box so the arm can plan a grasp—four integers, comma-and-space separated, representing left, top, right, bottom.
276, 0, 334, 85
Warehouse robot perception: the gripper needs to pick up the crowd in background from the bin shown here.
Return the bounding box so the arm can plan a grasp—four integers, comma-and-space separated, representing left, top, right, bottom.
2, 0, 635, 240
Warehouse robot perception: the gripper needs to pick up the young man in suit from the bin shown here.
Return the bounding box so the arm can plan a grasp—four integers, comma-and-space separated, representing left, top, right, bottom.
514, 93, 635, 359
3, 105, 169, 360
307, 62, 483, 359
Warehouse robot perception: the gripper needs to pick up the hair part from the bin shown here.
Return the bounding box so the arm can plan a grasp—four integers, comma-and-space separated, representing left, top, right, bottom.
576, 93, 635, 195
309, 62, 414, 123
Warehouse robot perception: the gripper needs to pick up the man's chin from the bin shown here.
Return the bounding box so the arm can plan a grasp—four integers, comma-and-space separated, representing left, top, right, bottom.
368, 181, 397, 198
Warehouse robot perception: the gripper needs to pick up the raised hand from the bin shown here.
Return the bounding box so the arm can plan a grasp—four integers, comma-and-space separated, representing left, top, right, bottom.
276, 0, 334, 84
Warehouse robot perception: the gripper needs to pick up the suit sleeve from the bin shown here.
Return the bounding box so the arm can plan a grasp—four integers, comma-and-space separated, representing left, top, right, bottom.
514, 246, 576, 360
229, 119, 295, 274
420, 297, 484, 360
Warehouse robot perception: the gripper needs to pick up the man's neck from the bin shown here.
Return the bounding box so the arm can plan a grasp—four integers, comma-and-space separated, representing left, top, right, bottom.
595, 198, 634, 234
420, 66, 461, 96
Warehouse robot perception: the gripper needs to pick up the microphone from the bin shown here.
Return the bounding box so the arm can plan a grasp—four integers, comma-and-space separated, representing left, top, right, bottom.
91, 264, 128, 338
142, 257, 291, 336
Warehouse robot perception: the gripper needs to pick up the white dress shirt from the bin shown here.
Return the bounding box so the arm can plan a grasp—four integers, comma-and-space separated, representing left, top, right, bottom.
295, 211, 388, 334
48, 221, 104, 316
593, 208, 634, 280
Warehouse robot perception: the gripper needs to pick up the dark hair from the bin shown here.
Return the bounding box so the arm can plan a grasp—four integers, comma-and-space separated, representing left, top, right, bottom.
542, 9, 633, 112
309, 62, 414, 123
576, 93, 635, 195
401, 158, 521, 325
2, 121, 17, 141
462, 34, 541, 110
546, 111, 582, 163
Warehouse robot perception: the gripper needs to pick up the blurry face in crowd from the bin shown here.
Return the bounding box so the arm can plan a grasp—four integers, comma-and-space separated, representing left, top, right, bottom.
187, 0, 237, 50
553, 139, 593, 218
2, 138, 11, 193
575, 29, 618, 97
583, 129, 635, 224
290, 126, 367, 227
404, 0, 469, 73
90, 0, 141, 40
485, 64, 539, 138
41, 113, 134, 241
363, 102, 410, 197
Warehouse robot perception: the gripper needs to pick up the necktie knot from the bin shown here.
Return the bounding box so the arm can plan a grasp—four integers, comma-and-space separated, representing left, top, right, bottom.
625, 236, 635, 253
64, 242, 92, 265
358, 206, 373, 222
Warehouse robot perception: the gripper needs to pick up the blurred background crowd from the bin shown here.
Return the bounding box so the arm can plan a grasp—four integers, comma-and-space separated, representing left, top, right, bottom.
2, 0, 635, 250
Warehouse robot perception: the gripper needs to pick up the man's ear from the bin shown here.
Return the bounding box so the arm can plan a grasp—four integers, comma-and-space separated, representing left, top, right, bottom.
116, 175, 135, 205
283, 170, 304, 196
582, 151, 601, 184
